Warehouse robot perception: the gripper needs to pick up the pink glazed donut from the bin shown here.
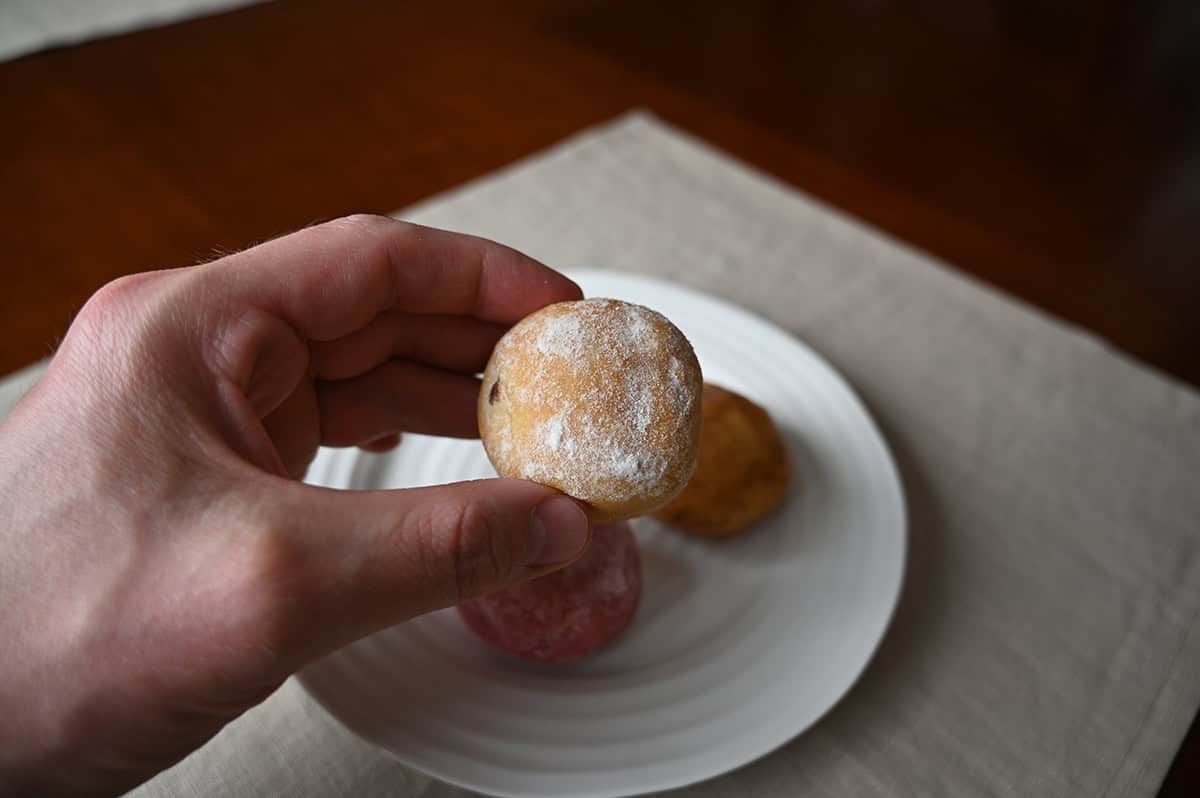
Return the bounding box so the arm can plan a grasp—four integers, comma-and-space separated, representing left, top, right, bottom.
458, 523, 642, 662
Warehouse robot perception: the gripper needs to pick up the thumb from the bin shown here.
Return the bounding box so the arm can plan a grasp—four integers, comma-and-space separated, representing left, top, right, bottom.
268, 477, 592, 658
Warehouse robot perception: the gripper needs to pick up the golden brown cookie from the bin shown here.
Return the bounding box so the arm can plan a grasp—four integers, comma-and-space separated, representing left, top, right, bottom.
653, 383, 791, 537
478, 298, 703, 522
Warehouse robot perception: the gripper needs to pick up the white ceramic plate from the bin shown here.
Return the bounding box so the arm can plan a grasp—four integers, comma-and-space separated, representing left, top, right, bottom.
298, 271, 906, 798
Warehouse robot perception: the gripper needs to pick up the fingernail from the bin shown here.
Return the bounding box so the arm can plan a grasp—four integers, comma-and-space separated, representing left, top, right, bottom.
530, 497, 590, 565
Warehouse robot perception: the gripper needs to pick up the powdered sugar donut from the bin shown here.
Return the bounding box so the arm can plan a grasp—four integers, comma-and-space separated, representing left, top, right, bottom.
458, 522, 642, 662
478, 298, 702, 521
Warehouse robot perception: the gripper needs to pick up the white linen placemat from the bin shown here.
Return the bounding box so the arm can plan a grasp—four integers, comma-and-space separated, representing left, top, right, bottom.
3, 111, 1197, 797
0, 0, 265, 63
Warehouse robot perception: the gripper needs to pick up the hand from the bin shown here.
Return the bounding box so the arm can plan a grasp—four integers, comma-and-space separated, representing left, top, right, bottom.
0, 215, 591, 795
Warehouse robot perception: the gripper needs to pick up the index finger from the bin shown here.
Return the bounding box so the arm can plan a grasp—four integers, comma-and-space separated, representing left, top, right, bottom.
210, 214, 582, 340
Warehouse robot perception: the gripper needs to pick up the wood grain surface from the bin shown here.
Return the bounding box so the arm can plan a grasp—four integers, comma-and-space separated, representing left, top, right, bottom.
0, 0, 1196, 792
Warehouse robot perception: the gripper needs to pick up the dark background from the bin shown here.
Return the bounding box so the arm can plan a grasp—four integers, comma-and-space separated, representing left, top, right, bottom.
1, 0, 1196, 791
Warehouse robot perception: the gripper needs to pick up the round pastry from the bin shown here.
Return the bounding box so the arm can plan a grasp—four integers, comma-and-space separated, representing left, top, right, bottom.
458, 522, 642, 662
652, 383, 791, 537
478, 298, 702, 522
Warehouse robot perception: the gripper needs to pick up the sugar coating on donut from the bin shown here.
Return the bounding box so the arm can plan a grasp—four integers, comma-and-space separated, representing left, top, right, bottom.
479, 298, 702, 521
457, 522, 642, 662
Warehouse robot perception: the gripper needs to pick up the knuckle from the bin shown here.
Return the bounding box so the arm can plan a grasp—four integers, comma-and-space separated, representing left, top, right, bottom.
444, 501, 514, 601
61, 274, 163, 371
330, 212, 398, 235
85, 273, 154, 316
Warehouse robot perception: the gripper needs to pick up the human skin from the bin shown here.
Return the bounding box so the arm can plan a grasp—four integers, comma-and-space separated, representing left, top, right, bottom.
0, 215, 594, 796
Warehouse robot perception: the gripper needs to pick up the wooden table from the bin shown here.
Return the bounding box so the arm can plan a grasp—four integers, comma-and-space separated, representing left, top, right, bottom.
1, 0, 1196, 792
